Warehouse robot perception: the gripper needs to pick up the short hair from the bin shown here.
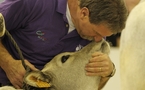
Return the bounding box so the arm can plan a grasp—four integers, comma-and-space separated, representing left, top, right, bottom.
79, 0, 128, 34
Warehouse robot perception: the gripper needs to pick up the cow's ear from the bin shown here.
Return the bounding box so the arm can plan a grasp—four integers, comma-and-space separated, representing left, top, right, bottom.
24, 71, 51, 88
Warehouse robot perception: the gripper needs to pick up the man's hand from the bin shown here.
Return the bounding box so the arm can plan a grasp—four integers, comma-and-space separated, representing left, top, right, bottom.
85, 52, 113, 77
0, 40, 38, 89
85, 52, 114, 89
3, 59, 38, 89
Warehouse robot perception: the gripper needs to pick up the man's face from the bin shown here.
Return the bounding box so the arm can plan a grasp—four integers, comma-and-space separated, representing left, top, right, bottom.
72, 7, 113, 42
77, 20, 113, 42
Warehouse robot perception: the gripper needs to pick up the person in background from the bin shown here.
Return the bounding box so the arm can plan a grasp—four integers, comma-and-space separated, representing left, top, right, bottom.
124, 0, 140, 12
0, 0, 128, 89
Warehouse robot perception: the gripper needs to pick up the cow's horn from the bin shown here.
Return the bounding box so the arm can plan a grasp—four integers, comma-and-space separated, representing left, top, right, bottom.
0, 13, 6, 37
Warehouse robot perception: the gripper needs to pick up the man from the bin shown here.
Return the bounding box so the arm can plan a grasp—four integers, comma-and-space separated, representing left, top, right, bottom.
0, 0, 127, 89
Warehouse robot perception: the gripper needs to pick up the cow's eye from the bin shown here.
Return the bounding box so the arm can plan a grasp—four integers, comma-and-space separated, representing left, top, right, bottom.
61, 55, 70, 63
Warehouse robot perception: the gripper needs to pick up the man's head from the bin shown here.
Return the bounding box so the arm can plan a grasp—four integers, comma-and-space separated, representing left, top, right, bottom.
69, 0, 128, 42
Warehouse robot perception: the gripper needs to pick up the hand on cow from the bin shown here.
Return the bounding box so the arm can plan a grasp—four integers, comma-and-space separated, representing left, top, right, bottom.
85, 52, 113, 77
3, 59, 38, 89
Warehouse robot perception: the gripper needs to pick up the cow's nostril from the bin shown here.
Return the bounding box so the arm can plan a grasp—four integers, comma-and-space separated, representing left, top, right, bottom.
61, 55, 70, 63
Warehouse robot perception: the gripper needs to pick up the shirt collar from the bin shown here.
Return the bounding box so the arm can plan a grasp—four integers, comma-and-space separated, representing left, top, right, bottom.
56, 0, 67, 15
66, 3, 75, 33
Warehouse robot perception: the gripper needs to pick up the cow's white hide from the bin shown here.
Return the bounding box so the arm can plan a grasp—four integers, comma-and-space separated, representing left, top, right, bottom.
0, 86, 16, 90
0, 39, 110, 90
0, 86, 23, 90
24, 39, 110, 90
120, 0, 145, 90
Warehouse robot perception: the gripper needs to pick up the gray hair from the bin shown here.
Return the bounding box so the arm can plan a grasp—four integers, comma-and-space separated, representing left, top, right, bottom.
79, 0, 128, 34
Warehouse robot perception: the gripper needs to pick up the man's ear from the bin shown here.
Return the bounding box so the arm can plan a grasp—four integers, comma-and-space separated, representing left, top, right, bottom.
80, 7, 90, 19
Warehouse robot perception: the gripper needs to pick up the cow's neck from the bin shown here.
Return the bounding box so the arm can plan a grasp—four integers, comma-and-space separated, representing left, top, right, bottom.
74, 79, 100, 90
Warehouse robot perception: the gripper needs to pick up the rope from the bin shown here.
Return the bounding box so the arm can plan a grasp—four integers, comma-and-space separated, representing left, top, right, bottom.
0, 13, 31, 89
5, 30, 27, 69
5, 30, 32, 89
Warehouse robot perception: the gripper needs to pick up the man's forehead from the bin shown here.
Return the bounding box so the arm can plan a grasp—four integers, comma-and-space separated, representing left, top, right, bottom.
93, 24, 113, 37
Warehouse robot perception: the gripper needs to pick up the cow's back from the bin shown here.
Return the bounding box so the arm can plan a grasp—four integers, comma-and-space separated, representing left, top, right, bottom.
120, 0, 145, 90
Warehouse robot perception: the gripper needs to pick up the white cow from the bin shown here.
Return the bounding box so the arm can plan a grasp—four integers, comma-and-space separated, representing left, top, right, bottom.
120, 0, 145, 90
0, 39, 110, 90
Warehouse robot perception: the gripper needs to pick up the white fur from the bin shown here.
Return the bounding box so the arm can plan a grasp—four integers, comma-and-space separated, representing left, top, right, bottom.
120, 0, 145, 90
0, 86, 16, 90
0, 40, 110, 90
24, 39, 110, 90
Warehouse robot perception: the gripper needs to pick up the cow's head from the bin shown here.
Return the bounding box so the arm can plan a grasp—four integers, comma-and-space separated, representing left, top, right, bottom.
24, 39, 110, 90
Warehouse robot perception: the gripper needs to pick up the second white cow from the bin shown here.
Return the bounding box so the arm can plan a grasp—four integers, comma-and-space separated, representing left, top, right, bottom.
120, 0, 145, 90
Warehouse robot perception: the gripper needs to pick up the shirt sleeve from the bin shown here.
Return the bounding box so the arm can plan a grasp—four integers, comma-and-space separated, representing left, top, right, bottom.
0, 0, 27, 31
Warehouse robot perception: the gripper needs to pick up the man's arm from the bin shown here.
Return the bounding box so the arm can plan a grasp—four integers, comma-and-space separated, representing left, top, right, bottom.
0, 40, 38, 88
98, 77, 110, 90
85, 52, 116, 89
0, 39, 25, 88
98, 63, 116, 90
0, 39, 14, 69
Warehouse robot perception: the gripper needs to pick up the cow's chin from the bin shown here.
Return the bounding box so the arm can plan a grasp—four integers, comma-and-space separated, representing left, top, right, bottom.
24, 71, 52, 89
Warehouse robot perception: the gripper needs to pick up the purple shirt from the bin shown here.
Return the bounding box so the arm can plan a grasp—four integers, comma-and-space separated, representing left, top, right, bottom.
0, 0, 90, 85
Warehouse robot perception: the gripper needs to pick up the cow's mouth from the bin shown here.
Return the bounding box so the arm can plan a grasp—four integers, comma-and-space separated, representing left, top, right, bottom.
24, 71, 52, 88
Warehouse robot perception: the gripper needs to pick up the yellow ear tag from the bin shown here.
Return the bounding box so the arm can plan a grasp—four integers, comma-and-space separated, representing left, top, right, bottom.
29, 76, 51, 88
